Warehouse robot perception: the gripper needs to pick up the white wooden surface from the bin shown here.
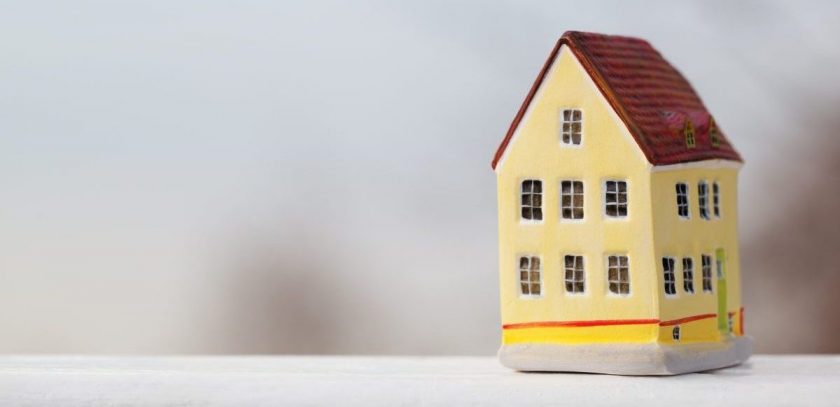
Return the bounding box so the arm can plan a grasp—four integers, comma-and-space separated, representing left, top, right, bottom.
0, 355, 837, 406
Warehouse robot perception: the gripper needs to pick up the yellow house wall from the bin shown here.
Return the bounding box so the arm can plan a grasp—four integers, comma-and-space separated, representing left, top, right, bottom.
495, 45, 658, 344
651, 165, 743, 343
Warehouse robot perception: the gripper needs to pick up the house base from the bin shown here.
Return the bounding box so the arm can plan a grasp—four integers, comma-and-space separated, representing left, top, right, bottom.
498, 336, 753, 375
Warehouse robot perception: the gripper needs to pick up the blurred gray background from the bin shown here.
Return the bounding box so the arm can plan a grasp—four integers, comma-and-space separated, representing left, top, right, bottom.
2, 0, 839, 355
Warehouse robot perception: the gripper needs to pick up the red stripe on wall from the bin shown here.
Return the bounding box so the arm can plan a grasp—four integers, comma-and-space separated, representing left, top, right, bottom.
658, 313, 717, 327
503, 313, 720, 330
502, 319, 659, 330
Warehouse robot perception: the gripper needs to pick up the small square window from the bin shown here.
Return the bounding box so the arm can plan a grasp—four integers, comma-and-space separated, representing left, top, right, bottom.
607, 255, 630, 295
521, 180, 543, 221
712, 182, 721, 218
662, 257, 677, 296
560, 109, 582, 145
564, 255, 585, 293
682, 257, 694, 294
518, 256, 542, 297
698, 181, 710, 220
675, 183, 690, 218
701, 255, 713, 293
560, 181, 584, 219
605, 181, 628, 218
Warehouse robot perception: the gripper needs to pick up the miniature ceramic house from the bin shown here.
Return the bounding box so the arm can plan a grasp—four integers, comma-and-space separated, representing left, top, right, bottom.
492, 31, 751, 375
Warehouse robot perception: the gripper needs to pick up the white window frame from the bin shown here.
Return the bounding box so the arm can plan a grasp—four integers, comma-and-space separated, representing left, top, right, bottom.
563, 255, 586, 295
698, 181, 710, 220
701, 254, 713, 293
682, 257, 695, 294
520, 179, 543, 223
560, 180, 585, 221
606, 255, 630, 296
712, 181, 722, 219
560, 108, 583, 146
676, 182, 690, 219
603, 180, 628, 219
518, 255, 543, 299
662, 257, 677, 297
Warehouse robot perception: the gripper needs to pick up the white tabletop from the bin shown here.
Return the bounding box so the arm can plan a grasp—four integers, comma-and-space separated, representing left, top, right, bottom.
0, 355, 837, 406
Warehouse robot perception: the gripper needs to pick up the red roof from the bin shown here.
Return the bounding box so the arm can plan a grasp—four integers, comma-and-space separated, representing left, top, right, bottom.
492, 31, 742, 169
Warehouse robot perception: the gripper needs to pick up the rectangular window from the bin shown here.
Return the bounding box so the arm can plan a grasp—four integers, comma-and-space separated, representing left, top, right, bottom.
607, 255, 630, 295
560, 109, 582, 145
560, 181, 584, 219
605, 180, 628, 218
698, 181, 709, 220
521, 180, 543, 221
713, 182, 721, 218
662, 257, 677, 296
676, 183, 690, 218
702, 255, 713, 293
682, 257, 694, 294
564, 255, 585, 293
518, 256, 542, 297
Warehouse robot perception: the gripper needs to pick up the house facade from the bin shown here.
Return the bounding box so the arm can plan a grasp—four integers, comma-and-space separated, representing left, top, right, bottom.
493, 31, 750, 374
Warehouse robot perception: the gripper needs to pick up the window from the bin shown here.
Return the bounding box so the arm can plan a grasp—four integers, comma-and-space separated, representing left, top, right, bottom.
713, 182, 721, 218
560, 109, 582, 145
675, 183, 690, 218
672, 326, 681, 341
662, 257, 677, 296
560, 181, 584, 220
518, 256, 542, 297
607, 255, 630, 295
682, 257, 694, 294
521, 180, 543, 221
684, 119, 696, 148
709, 118, 720, 148
605, 181, 628, 218
698, 181, 709, 220
564, 255, 585, 293
702, 255, 713, 293
728, 314, 734, 333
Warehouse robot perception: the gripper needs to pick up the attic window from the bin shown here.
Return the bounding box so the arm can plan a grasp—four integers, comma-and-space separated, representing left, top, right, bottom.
560, 109, 582, 145
521, 180, 543, 221
709, 118, 720, 148
684, 119, 696, 148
